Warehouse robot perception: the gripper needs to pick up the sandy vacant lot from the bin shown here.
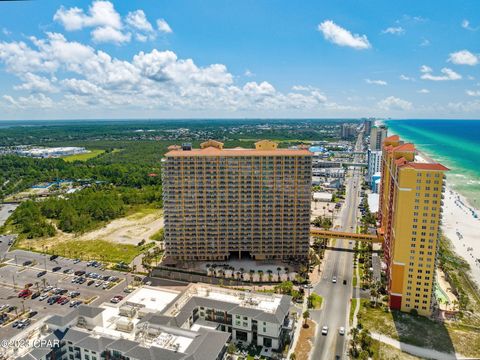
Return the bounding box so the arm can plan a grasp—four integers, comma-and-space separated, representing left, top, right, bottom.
80, 209, 164, 245
20, 209, 164, 253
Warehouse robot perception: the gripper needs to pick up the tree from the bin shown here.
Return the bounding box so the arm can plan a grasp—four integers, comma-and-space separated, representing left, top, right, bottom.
302, 310, 310, 327
275, 281, 293, 295
289, 353, 297, 360
227, 342, 237, 355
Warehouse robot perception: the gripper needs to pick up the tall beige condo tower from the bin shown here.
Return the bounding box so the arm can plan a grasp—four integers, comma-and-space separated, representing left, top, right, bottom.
162, 140, 313, 261
370, 125, 388, 151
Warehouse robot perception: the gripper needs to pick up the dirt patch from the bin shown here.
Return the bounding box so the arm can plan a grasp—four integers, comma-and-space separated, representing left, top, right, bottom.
18, 209, 164, 253
293, 319, 316, 360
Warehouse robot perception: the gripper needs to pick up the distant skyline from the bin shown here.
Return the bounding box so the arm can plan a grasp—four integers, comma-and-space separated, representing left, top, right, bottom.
0, 0, 479, 120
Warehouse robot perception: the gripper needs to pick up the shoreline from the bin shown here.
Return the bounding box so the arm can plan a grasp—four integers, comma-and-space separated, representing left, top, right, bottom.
414, 151, 480, 286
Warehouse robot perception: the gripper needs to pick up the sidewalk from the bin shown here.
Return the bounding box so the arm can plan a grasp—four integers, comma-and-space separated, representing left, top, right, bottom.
371, 332, 466, 360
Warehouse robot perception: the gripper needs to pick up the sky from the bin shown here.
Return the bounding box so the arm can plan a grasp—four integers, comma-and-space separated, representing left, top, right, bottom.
0, 0, 479, 120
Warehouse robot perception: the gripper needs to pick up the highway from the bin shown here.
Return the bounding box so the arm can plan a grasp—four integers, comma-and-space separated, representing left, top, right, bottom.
310, 132, 364, 360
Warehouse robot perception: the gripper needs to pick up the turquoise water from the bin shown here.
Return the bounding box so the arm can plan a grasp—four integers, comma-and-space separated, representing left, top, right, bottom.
386, 120, 480, 207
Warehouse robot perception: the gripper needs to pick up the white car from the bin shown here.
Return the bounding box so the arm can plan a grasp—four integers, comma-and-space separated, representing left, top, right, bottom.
339, 327, 345, 335
332, 276, 337, 283
322, 326, 329, 335
39, 294, 49, 301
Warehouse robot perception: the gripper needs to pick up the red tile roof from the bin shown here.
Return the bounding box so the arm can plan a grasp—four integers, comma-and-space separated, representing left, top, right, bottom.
165, 146, 312, 157
393, 143, 415, 152
401, 163, 449, 171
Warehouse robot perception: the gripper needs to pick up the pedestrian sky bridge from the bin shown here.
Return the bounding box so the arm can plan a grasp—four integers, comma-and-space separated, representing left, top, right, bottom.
310, 228, 383, 243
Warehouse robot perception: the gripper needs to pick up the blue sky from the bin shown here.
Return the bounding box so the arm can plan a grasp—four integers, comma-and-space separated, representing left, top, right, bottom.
0, 0, 479, 119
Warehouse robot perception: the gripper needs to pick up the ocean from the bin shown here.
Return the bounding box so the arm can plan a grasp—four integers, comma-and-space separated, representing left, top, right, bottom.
386, 120, 480, 208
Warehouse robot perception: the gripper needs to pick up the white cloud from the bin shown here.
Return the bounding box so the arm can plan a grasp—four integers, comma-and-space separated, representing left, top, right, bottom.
0, 31, 338, 114
448, 50, 479, 66
54, 1, 122, 31
399, 74, 414, 81
461, 19, 478, 31
417, 89, 430, 94
126, 10, 153, 33
317, 20, 371, 50
420, 65, 461, 81
378, 96, 412, 111
466, 90, 480, 97
14, 72, 57, 93
2, 93, 54, 109
365, 79, 387, 86
91, 26, 131, 44
419, 38, 430, 47
156, 19, 173, 34
382, 27, 405, 35
244, 69, 254, 77
2, 28, 11, 36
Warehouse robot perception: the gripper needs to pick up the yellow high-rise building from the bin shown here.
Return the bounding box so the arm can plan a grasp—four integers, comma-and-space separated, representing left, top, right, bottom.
379, 135, 448, 316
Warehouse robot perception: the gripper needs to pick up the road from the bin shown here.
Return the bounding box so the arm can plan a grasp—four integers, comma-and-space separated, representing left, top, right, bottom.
310, 132, 364, 360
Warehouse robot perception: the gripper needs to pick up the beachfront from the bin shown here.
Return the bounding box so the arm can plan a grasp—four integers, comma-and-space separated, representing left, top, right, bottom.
442, 185, 480, 286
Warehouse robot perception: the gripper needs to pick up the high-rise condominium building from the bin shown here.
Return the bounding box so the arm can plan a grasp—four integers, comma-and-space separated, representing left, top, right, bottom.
162, 140, 312, 262
369, 125, 388, 151
379, 135, 448, 316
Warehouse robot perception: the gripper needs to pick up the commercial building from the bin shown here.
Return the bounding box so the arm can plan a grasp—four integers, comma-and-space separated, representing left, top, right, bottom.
366, 149, 382, 187
340, 123, 357, 140
369, 125, 388, 151
162, 140, 312, 262
378, 135, 448, 316
14, 285, 294, 360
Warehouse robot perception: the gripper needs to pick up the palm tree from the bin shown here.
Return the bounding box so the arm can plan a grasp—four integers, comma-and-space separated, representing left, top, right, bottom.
276, 267, 282, 280
267, 269, 273, 282
258, 270, 264, 283
239, 268, 245, 280
302, 310, 310, 327
249, 269, 255, 283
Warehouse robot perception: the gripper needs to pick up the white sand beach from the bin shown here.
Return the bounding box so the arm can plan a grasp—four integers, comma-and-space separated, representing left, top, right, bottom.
442, 185, 480, 286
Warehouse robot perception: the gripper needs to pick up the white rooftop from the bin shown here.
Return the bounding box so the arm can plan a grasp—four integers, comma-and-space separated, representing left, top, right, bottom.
125, 287, 180, 312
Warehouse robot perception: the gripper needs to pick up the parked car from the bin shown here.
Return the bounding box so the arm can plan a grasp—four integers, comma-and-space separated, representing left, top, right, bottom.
52, 266, 62, 272
59, 298, 69, 305
49, 255, 58, 261
56, 296, 67, 304
28, 311, 38, 318
69, 291, 80, 298
74, 270, 85, 276
339, 327, 345, 335
332, 276, 337, 283
22, 260, 32, 266
48, 296, 60, 305
73, 259, 81, 264
110, 295, 123, 304
37, 270, 47, 278
31, 292, 41, 300
39, 294, 49, 301
77, 277, 86, 284
70, 300, 82, 308
18, 289, 31, 298
87, 280, 95, 286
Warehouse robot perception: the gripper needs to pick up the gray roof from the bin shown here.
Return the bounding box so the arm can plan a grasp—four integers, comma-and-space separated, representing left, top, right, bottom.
62, 328, 90, 344
185, 328, 230, 360
78, 305, 105, 318
108, 338, 140, 353
125, 345, 186, 360
45, 308, 79, 327
76, 335, 115, 353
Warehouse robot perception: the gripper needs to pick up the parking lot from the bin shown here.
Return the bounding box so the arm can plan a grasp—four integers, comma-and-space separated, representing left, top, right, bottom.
0, 249, 141, 340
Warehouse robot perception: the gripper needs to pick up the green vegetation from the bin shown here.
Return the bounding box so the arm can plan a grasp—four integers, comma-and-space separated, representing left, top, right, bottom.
356, 299, 480, 358
307, 293, 323, 309
274, 281, 303, 302
2, 185, 163, 237
311, 215, 333, 229
438, 235, 480, 313
63, 149, 105, 162
150, 228, 165, 241
38, 239, 154, 264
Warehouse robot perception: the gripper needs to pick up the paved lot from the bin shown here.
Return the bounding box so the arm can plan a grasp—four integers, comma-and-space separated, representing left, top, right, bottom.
0, 250, 140, 340
0, 204, 18, 227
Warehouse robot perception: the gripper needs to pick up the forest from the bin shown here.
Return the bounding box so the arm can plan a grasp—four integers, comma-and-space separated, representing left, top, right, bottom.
2, 185, 163, 237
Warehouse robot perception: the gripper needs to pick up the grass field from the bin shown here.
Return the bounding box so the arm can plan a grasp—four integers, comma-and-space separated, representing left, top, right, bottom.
18, 239, 154, 264
63, 149, 105, 162
357, 299, 480, 358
